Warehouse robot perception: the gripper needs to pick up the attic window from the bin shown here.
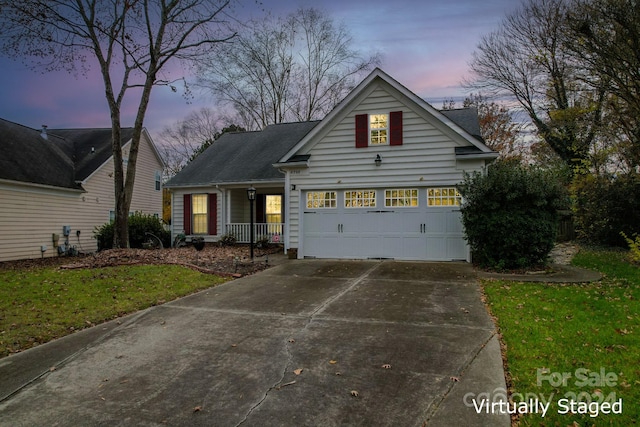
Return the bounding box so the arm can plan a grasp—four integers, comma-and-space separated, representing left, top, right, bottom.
369, 114, 388, 145
355, 111, 403, 147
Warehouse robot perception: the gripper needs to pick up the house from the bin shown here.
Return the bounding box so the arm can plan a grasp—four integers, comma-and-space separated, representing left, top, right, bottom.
165, 68, 498, 261
0, 118, 164, 261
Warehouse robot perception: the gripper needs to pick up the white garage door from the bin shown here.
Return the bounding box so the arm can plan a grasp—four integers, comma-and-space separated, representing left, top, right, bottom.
302, 188, 467, 261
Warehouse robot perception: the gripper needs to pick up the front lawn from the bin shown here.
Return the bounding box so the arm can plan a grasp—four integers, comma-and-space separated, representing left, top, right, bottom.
482, 248, 639, 426
0, 264, 228, 358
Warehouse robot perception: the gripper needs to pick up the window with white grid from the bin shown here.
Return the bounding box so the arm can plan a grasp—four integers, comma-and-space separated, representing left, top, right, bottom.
306, 191, 337, 209
385, 189, 419, 207
344, 190, 376, 208
427, 188, 461, 207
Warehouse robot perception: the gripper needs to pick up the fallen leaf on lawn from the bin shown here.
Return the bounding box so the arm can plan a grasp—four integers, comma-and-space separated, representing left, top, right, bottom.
193, 406, 202, 412
381, 364, 391, 369
329, 360, 338, 364
293, 368, 303, 375
450, 376, 459, 382
350, 390, 359, 397
615, 328, 630, 335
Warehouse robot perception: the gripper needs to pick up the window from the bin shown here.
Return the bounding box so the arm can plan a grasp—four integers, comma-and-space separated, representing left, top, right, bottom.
184, 193, 217, 235
345, 190, 376, 208
307, 191, 337, 209
369, 114, 388, 145
192, 194, 208, 234
385, 189, 418, 207
155, 171, 162, 191
356, 112, 403, 148
266, 195, 282, 224
427, 188, 461, 207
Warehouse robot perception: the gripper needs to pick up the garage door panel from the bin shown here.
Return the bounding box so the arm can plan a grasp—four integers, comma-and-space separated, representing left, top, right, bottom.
302, 189, 467, 261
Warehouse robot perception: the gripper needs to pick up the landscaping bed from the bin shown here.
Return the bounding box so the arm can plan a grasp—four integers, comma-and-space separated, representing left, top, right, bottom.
1, 244, 284, 276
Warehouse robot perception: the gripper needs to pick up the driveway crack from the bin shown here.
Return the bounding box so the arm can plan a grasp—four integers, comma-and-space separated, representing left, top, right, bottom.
235, 262, 382, 426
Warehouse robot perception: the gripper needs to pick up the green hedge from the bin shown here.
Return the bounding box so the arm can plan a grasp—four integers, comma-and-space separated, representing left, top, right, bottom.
94, 212, 170, 250
458, 159, 568, 270
572, 172, 640, 247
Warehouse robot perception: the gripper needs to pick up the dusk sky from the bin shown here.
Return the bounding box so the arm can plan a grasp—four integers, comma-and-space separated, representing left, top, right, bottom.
0, 0, 520, 139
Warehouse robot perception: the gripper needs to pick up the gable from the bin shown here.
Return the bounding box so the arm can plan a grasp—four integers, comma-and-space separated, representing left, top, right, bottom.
278, 68, 496, 164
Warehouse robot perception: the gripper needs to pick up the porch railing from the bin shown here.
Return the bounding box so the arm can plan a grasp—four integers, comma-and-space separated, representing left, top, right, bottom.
225, 223, 284, 243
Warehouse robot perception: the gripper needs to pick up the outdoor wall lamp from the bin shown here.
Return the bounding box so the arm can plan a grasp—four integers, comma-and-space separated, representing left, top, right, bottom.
375, 154, 382, 166
246, 186, 256, 260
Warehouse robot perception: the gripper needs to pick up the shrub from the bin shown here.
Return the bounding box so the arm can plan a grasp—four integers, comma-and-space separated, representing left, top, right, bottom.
621, 232, 640, 265
94, 212, 170, 250
218, 233, 237, 246
256, 235, 270, 248
458, 159, 568, 270
572, 172, 640, 247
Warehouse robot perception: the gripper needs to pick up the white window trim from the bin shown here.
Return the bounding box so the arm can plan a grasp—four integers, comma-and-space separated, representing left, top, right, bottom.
344, 189, 377, 208
369, 113, 389, 146
385, 188, 419, 207
192, 194, 208, 235
306, 191, 337, 209
427, 188, 462, 207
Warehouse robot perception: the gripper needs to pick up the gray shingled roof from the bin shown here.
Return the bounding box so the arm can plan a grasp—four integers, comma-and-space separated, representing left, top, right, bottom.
440, 107, 484, 142
49, 128, 135, 181
166, 121, 320, 187
166, 108, 486, 188
0, 118, 134, 190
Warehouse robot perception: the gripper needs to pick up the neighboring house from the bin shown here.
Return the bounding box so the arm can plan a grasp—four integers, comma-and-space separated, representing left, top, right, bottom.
166, 68, 498, 261
0, 118, 164, 261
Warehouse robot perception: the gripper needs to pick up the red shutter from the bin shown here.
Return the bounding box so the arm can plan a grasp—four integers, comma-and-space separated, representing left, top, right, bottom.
390, 111, 403, 146
208, 193, 217, 235
183, 194, 192, 235
355, 114, 368, 148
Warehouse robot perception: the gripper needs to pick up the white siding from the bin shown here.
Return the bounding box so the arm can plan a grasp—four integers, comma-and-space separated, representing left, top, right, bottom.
285, 81, 487, 250
170, 188, 223, 243
0, 134, 164, 262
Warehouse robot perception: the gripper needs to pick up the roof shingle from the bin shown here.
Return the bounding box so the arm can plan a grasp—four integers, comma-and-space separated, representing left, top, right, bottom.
0, 118, 134, 190
166, 121, 320, 187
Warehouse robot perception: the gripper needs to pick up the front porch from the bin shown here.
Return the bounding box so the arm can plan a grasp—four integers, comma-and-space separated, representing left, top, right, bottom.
224, 223, 284, 244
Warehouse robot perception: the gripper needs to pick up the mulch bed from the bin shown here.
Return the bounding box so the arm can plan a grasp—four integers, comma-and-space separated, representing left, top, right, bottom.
0, 244, 283, 276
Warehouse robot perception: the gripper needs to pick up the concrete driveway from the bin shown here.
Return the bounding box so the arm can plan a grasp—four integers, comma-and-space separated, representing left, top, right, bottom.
0, 260, 508, 426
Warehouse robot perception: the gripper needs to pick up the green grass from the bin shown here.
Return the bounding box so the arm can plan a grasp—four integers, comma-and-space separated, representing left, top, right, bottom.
0, 264, 229, 358
482, 248, 639, 426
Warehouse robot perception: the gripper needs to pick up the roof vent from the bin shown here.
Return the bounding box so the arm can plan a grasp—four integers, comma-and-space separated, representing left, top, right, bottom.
41, 125, 48, 140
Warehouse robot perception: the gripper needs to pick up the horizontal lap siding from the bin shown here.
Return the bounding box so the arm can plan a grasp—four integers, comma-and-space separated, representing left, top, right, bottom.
129, 135, 164, 215
0, 135, 164, 261
170, 188, 222, 242
287, 83, 475, 248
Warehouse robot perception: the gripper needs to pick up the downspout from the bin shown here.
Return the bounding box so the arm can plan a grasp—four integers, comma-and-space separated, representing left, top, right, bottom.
284, 170, 291, 254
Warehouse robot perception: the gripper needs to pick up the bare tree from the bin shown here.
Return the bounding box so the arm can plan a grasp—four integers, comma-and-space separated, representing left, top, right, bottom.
158, 107, 223, 177
198, 7, 381, 130
565, 0, 640, 168
0, 0, 236, 247
466, 0, 605, 171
